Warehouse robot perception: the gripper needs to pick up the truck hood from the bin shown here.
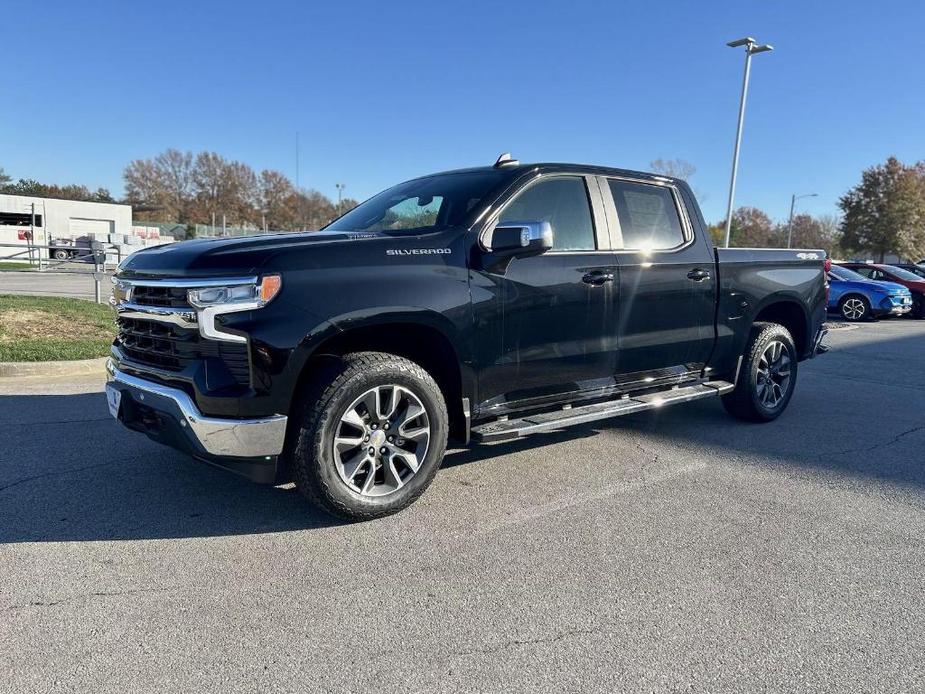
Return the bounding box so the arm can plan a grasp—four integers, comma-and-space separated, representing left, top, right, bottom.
117, 230, 386, 278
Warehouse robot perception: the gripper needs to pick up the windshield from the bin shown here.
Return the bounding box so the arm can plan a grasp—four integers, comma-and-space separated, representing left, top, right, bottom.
830, 265, 867, 281
899, 265, 925, 278
325, 171, 509, 234
882, 265, 924, 281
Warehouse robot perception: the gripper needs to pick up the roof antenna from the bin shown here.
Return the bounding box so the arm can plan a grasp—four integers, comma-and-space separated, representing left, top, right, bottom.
493, 152, 520, 168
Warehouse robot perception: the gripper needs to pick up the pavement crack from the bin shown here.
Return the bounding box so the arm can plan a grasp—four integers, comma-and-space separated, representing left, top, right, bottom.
819, 424, 925, 460
7, 586, 180, 611
450, 626, 607, 658
0, 456, 141, 494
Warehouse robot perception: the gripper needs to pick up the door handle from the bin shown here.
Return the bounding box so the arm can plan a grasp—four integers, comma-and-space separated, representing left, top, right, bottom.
582, 270, 614, 286
687, 268, 711, 282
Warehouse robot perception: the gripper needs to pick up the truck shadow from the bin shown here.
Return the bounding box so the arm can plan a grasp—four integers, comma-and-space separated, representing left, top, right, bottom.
0, 392, 343, 543
1, 325, 922, 543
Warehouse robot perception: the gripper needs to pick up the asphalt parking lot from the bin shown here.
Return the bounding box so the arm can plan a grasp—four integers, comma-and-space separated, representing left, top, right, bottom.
1, 319, 924, 693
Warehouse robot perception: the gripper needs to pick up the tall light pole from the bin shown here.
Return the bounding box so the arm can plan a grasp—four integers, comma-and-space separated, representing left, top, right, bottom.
723, 37, 773, 248
786, 192, 818, 248
335, 183, 345, 211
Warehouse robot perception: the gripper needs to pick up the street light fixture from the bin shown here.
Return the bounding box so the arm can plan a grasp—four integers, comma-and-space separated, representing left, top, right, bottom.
786, 192, 818, 248
722, 37, 774, 248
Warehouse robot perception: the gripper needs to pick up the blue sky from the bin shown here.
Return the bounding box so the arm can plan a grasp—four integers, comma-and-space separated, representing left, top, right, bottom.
4, 0, 923, 223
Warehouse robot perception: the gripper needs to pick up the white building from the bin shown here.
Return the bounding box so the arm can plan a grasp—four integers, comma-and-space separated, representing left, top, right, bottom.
0, 194, 133, 248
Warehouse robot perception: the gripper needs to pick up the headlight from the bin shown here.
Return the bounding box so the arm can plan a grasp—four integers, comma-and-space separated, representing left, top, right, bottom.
188, 275, 282, 308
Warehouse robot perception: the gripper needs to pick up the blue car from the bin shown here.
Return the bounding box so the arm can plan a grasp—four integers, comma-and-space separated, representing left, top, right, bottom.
827, 265, 912, 321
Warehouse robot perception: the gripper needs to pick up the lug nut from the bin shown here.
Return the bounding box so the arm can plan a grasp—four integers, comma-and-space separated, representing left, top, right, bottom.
379, 446, 387, 455
383, 422, 390, 430
371, 423, 378, 430
387, 435, 394, 443
368, 447, 376, 456
364, 435, 370, 442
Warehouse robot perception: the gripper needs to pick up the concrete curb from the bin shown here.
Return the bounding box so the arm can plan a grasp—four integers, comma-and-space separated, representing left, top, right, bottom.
0, 357, 108, 379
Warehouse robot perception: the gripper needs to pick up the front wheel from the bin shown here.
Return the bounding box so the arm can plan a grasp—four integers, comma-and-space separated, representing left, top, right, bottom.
288, 351, 448, 521
722, 322, 798, 423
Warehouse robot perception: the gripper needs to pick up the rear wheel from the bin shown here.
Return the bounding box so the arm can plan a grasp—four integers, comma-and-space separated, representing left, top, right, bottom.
722, 322, 798, 423
839, 295, 870, 322
288, 351, 448, 521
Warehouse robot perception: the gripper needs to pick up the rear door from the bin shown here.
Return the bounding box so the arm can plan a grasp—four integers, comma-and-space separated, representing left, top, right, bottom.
601, 176, 715, 383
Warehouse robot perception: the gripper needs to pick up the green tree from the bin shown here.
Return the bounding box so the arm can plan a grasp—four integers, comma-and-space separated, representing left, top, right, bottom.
838, 157, 925, 261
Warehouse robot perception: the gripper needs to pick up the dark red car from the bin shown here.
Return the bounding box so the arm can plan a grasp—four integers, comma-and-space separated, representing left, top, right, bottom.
839, 263, 925, 318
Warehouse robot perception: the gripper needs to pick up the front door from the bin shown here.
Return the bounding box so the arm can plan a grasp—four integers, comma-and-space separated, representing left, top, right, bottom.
472, 175, 619, 413
602, 177, 716, 382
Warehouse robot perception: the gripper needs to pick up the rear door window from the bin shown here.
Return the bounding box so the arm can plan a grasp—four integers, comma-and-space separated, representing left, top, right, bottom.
607, 179, 686, 251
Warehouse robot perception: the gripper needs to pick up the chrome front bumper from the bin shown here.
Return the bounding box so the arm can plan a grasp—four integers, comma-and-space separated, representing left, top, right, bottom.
106, 359, 287, 467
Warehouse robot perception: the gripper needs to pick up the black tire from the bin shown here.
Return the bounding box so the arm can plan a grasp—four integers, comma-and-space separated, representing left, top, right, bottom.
722, 322, 798, 423
53, 249, 69, 260
288, 351, 448, 521
838, 294, 871, 322
913, 294, 925, 319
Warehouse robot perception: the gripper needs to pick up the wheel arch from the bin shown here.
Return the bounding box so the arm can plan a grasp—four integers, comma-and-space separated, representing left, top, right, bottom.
752, 297, 811, 358
294, 310, 472, 442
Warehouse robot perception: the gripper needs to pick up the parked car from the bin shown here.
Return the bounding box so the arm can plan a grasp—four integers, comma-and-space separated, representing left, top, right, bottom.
105, 156, 828, 520
827, 265, 912, 321
839, 263, 925, 318
893, 263, 925, 280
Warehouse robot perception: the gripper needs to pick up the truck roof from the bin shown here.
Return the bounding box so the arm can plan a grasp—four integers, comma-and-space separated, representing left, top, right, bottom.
419, 162, 679, 186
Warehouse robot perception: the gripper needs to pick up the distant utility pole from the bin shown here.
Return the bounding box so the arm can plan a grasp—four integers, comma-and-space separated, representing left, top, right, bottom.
723, 36, 774, 248
786, 192, 818, 248
335, 183, 345, 211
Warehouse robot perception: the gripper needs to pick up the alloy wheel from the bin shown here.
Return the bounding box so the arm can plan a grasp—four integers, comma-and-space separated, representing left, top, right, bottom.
332, 385, 431, 497
756, 340, 792, 409
842, 298, 866, 320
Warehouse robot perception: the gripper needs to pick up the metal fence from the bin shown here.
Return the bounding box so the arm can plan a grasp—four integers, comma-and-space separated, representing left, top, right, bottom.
0, 242, 125, 304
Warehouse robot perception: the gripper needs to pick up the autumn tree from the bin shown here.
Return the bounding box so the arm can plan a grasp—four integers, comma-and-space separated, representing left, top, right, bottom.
722, 207, 776, 247
296, 189, 337, 230
188, 152, 259, 227
258, 170, 297, 230
123, 148, 345, 231
649, 158, 696, 181
838, 157, 925, 261
124, 149, 195, 222
779, 213, 841, 253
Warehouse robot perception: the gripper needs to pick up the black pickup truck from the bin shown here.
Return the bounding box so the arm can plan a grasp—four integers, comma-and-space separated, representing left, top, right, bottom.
106, 156, 828, 520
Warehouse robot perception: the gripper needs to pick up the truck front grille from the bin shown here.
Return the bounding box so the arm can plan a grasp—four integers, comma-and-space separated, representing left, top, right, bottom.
116, 317, 250, 386
130, 284, 191, 309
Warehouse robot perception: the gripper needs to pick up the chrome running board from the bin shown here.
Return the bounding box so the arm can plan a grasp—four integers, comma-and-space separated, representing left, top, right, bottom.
471, 381, 734, 443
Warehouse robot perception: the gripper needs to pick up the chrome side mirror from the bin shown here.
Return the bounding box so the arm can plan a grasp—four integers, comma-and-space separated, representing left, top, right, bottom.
483, 221, 553, 272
